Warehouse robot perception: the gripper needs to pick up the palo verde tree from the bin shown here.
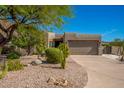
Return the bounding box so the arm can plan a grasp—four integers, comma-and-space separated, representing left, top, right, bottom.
0, 5, 73, 46
11, 26, 45, 55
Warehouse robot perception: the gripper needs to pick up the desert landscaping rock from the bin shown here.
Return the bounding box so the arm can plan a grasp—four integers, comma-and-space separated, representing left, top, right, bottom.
47, 77, 56, 83
31, 59, 42, 65
47, 77, 70, 87
0, 56, 88, 88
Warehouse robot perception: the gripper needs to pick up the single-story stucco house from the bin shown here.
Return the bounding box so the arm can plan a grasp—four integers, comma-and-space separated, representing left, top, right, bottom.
46, 32, 102, 55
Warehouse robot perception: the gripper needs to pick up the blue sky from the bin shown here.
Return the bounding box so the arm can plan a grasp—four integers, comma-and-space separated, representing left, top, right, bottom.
54, 5, 124, 42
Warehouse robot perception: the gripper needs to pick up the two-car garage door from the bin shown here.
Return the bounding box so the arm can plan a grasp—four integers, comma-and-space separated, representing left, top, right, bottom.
68, 40, 98, 55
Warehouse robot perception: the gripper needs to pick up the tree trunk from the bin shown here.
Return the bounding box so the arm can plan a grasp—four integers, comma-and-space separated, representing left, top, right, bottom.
120, 46, 124, 61
117, 47, 121, 55
120, 55, 124, 61
27, 46, 31, 55
0, 24, 17, 46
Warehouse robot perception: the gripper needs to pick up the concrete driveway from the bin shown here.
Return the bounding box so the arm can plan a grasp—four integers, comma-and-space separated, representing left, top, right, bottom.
70, 55, 124, 88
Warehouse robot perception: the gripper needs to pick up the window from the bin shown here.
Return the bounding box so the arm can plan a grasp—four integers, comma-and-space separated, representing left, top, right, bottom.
52, 42, 55, 47
49, 41, 55, 47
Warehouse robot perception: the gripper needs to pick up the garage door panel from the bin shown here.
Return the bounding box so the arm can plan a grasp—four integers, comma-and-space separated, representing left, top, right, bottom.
68, 40, 98, 55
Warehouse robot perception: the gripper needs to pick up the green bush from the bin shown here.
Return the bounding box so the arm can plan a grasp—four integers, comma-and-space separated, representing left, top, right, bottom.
7, 59, 24, 71
58, 43, 69, 58
45, 48, 63, 64
0, 47, 3, 54
7, 51, 21, 59
0, 63, 8, 79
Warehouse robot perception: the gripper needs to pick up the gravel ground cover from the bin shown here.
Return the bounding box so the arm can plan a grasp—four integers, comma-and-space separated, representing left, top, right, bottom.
0, 56, 88, 88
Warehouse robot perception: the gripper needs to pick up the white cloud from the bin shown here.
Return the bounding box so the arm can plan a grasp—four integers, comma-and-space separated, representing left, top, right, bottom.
102, 29, 117, 37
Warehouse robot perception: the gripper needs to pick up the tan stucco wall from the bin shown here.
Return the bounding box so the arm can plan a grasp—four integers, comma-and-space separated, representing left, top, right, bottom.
98, 44, 103, 55
47, 32, 55, 47
111, 46, 123, 55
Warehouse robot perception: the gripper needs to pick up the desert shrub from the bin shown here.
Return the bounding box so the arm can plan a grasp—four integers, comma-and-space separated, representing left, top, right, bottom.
45, 48, 63, 64
32, 52, 39, 55
58, 43, 69, 69
58, 43, 69, 58
36, 43, 46, 55
0, 63, 8, 79
7, 59, 24, 71
0, 47, 3, 54
7, 51, 21, 59
61, 59, 66, 69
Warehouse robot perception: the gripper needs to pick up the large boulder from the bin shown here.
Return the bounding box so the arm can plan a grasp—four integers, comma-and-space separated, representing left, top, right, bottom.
31, 59, 42, 65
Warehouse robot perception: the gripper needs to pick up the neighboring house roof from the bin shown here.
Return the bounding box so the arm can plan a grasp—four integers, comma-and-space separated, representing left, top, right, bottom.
54, 34, 63, 41
64, 32, 101, 41
102, 41, 111, 44
55, 34, 63, 38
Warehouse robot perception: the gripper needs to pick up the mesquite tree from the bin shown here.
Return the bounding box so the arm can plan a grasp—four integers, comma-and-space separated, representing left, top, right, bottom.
0, 5, 72, 46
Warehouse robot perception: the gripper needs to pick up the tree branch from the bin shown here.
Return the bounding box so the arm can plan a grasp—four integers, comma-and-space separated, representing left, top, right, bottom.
0, 9, 4, 14
20, 16, 27, 23
0, 17, 13, 20
8, 6, 18, 24
0, 23, 8, 33
25, 21, 41, 25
